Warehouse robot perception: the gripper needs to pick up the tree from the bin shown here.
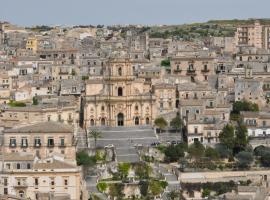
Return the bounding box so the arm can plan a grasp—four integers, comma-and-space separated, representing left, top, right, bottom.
234, 123, 248, 151
219, 124, 235, 150
71, 69, 76, 76
76, 151, 96, 166
32, 97, 38, 105
261, 152, 270, 167
154, 117, 168, 133
215, 144, 232, 159
89, 129, 102, 149
149, 180, 163, 196
165, 144, 185, 162
97, 182, 108, 193
170, 115, 182, 132
205, 147, 219, 160
118, 163, 131, 179
254, 145, 270, 157
139, 181, 149, 197
135, 162, 151, 179
188, 141, 205, 159
202, 188, 211, 198
161, 59, 170, 67
167, 190, 180, 200
236, 151, 254, 168
109, 183, 124, 200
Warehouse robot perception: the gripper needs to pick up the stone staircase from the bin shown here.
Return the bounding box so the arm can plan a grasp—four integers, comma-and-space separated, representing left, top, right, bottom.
115, 146, 140, 163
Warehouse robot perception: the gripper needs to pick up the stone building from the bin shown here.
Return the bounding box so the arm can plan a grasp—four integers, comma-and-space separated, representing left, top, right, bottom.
2, 122, 76, 162
84, 54, 155, 127
235, 20, 270, 50
0, 152, 87, 200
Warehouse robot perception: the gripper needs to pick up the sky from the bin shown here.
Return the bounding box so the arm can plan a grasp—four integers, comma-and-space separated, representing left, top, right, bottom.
0, 0, 269, 26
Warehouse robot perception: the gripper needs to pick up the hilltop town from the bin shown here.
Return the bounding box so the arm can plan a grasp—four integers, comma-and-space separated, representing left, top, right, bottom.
1, 19, 270, 199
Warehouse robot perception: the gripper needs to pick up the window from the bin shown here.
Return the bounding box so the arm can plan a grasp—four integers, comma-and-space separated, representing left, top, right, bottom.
10, 137, 16, 147
135, 105, 138, 111
34, 178, 39, 186
17, 163, 21, 169
4, 178, 8, 186
58, 114, 62, 122
47, 138, 54, 147
263, 121, 267, 127
34, 138, 41, 147
118, 67, 122, 76
27, 163, 31, 169
4, 188, 8, 195
194, 127, 198, 134
63, 177, 68, 186
60, 138, 65, 146
47, 115, 51, 121
68, 113, 72, 121
21, 137, 28, 147
118, 87, 123, 96
101, 106, 105, 111
50, 177, 55, 188
160, 102, 163, 109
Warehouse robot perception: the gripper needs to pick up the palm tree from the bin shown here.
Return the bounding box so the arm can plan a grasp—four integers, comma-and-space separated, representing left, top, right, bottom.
89, 129, 102, 149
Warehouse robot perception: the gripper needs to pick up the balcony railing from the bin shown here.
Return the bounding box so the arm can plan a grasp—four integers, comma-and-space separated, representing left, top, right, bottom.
47, 144, 55, 148
173, 69, 182, 73
201, 69, 210, 73
58, 143, 66, 147
21, 144, 28, 148
186, 69, 196, 75
34, 143, 41, 148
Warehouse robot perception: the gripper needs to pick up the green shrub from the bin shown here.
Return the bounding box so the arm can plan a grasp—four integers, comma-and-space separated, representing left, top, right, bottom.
8, 100, 26, 107
97, 182, 108, 193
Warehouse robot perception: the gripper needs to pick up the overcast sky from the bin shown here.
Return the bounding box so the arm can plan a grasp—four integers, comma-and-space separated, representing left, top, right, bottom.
0, 0, 269, 26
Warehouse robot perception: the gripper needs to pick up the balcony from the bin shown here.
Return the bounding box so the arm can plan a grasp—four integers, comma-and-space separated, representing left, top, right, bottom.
186, 69, 196, 76
47, 143, 55, 148
21, 144, 28, 148
59, 144, 66, 148
263, 85, 270, 91
201, 69, 210, 73
34, 143, 41, 148
173, 69, 182, 73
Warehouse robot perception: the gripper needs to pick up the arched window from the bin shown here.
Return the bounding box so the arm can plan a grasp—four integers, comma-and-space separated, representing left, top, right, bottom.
118, 67, 122, 76
135, 117, 139, 125
146, 117, 150, 125
101, 106, 105, 111
117, 113, 124, 126
118, 87, 123, 96
135, 105, 138, 111
90, 119, 95, 126
101, 118, 106, 126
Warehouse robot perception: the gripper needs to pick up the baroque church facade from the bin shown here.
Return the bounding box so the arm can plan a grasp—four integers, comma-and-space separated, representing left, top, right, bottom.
83, 55, 156, 127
